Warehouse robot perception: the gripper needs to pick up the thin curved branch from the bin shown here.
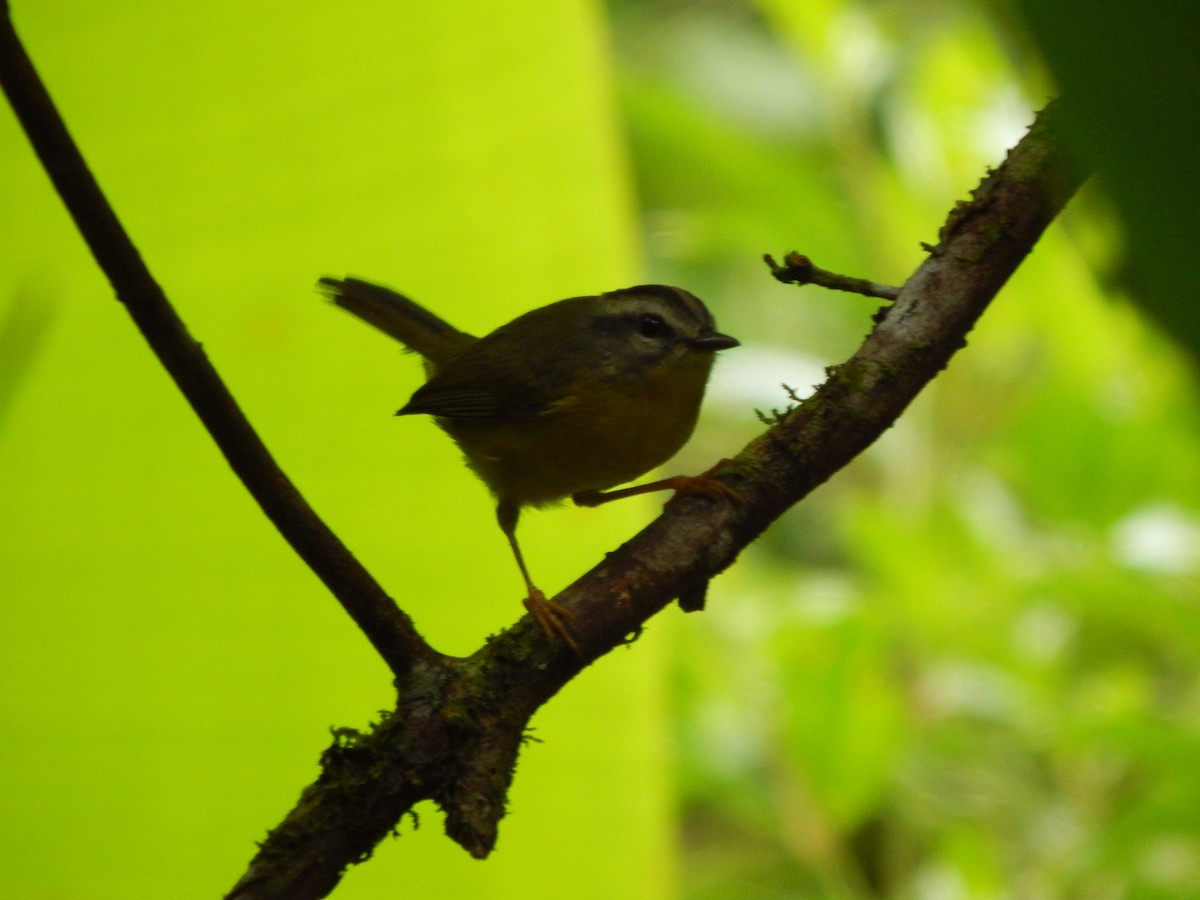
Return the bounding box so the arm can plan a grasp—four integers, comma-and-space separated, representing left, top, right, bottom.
0, 5, 431, 679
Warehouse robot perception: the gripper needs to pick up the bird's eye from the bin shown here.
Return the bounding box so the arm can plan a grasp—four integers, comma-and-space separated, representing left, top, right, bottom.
637, 313, 671, 340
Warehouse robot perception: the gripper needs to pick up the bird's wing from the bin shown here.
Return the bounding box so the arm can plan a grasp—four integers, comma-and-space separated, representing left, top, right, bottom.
397, 331, 566, 420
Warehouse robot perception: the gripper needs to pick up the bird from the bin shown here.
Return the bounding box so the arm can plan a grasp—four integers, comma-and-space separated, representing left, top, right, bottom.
318, 276, 739, 652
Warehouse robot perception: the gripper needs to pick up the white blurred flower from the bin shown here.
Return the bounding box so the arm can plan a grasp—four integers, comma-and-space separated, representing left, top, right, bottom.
1111, 504, 1200, 575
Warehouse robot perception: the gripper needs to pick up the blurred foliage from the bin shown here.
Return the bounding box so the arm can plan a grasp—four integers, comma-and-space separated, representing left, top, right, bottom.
607, 0, 1200, 897
4, 1, 1199, 898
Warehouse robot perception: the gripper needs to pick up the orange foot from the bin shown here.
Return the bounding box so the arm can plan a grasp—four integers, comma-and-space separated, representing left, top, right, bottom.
523, 589, 583, 656
573, 459, 743, 509
664, 458, 744, 506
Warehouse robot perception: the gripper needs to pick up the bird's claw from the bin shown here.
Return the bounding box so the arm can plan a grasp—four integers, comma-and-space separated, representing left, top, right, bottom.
523, 590, 583, 657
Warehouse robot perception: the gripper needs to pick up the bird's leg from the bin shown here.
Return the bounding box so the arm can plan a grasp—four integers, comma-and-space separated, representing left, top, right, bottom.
572, 459, 742, 508
573, 464, 738, 616
497, 501, 582, 656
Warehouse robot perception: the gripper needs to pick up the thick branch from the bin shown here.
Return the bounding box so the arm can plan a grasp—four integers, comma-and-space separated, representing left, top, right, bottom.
0, 6, 430, 679
226, 103, 1088, 897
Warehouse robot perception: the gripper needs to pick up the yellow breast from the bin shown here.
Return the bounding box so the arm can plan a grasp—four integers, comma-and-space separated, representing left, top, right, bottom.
442, 355, 713, 507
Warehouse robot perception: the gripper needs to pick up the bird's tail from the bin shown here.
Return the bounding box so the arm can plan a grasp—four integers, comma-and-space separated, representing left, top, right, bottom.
317, 277, 474, 363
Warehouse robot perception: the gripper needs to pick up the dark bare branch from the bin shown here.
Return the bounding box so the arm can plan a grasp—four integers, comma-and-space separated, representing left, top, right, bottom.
0, 5, 432, 680
764, 251, 902, 301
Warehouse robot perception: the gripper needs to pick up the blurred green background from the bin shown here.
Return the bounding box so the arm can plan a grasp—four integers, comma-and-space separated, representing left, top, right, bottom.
2, 1, 1198, 898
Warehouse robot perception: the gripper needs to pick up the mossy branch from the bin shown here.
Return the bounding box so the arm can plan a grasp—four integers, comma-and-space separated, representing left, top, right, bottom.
232, 100, 1089, 895
0, 6, 1086, 897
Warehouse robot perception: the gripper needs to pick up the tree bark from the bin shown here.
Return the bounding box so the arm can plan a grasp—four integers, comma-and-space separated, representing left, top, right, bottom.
0, 5, 1087, 896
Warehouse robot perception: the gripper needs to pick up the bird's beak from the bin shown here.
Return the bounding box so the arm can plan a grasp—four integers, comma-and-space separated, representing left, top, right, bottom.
686, 331, 740, 352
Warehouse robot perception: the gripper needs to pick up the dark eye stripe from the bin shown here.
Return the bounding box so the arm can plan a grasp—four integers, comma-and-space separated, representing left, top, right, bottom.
604, 285, 715, 331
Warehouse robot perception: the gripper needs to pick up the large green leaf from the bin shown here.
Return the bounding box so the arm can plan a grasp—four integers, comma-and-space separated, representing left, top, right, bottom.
0, 3, 673, 897
1015, 0, 1200, 367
